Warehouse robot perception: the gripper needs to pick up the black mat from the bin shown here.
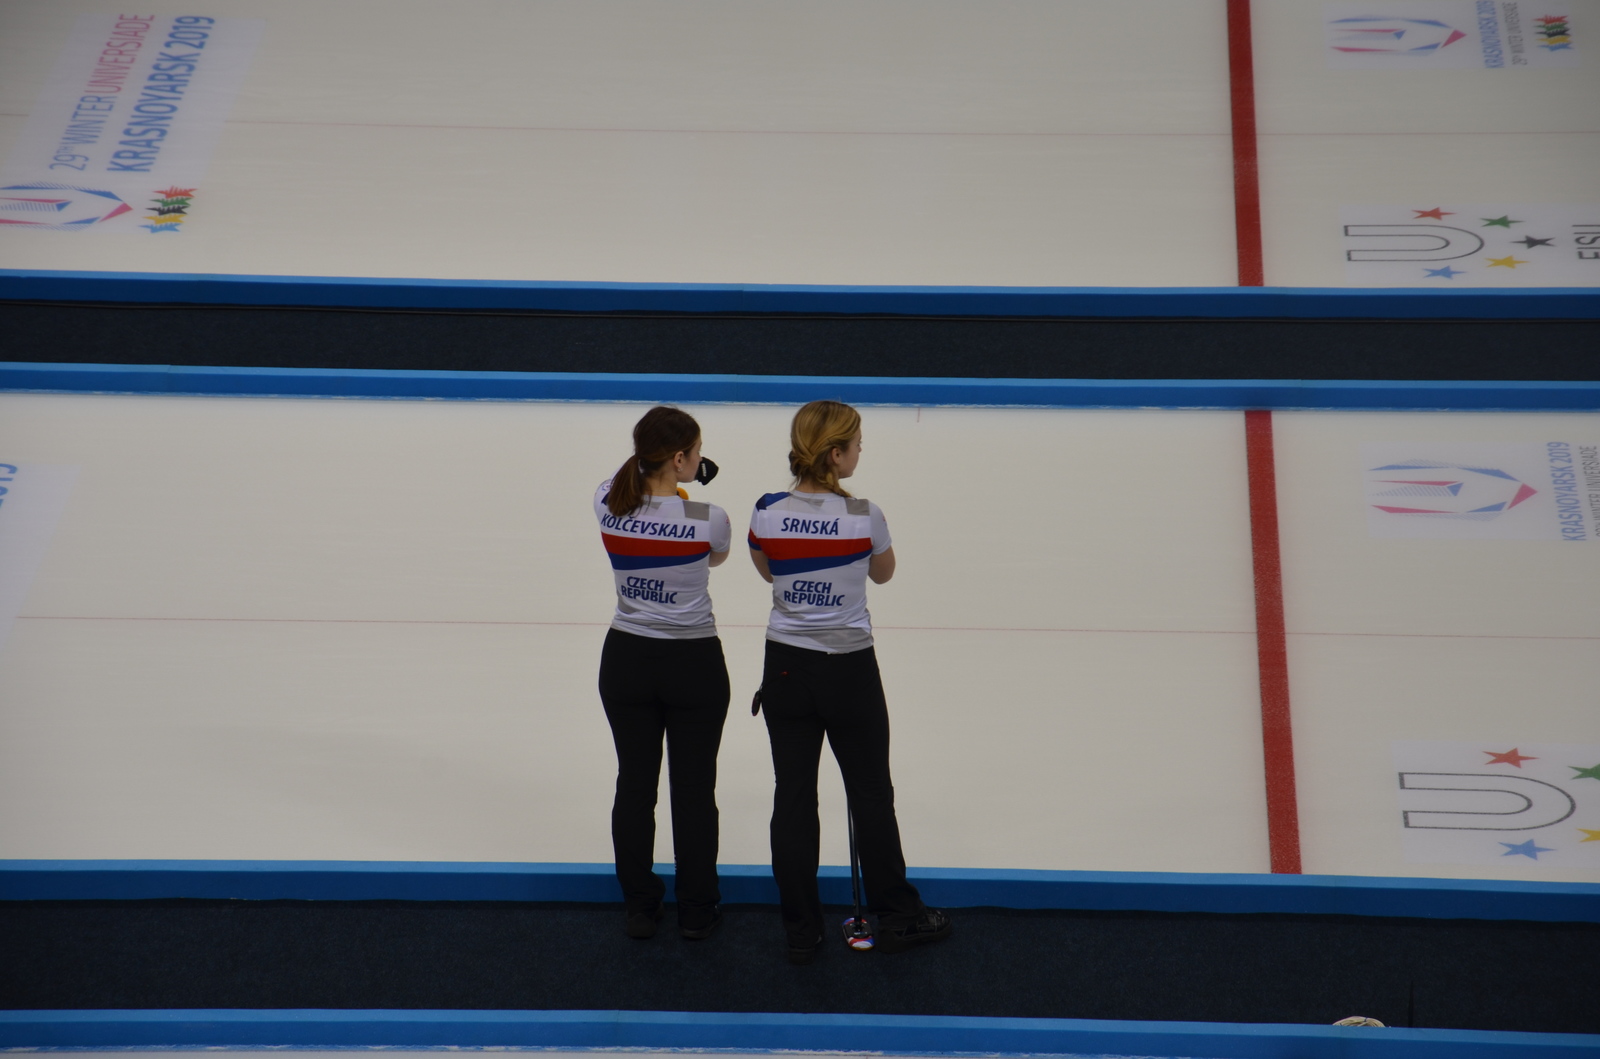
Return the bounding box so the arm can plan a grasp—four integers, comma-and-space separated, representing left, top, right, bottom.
2, 900, 1594, 1035
3, 301, 1597, 381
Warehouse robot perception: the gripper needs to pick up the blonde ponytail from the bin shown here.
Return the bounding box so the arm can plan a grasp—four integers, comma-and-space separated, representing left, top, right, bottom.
788, 400, 861, 497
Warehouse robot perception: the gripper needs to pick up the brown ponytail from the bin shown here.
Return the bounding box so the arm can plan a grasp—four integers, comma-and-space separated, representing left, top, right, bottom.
788, 400, 862, 497
606, 406, 702, 517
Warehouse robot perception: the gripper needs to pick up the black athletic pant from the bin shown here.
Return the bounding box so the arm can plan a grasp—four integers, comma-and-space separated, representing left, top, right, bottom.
760, 639, 924, 941
598, 628, 730, 924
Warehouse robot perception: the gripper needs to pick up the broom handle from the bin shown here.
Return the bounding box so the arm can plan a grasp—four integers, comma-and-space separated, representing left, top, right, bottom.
847, 800, 863, 924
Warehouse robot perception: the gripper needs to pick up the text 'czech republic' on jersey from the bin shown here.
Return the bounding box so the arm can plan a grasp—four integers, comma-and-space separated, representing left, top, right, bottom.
748, 490, 891, 654
594, 481, 732, 639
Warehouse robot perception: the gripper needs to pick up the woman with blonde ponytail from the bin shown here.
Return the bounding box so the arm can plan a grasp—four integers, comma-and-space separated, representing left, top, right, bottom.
594, 406, 732, 941
747, 400, 951, 964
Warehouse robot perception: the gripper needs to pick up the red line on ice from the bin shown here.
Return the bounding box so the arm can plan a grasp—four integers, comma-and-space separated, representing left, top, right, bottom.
1226, 0, 1264, 286
1245, 410, 1302, 874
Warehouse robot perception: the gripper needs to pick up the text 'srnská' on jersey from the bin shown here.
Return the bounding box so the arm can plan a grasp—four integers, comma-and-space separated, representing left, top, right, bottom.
595, 481, 732, 640
747, 490, 891, 654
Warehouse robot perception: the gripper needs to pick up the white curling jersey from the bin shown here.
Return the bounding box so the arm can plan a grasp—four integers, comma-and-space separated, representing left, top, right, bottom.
595, 481, 732, 639
747, 490, 892, 653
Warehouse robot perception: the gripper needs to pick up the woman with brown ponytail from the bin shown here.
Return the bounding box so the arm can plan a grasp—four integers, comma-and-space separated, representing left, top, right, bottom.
747, 400, 951, 964
595, 406, 732, 941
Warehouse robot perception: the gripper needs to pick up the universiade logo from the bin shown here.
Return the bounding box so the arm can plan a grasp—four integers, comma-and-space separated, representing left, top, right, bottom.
1328, 16, 1469, 52
140, 186, 197, 234
1365, 459, 1537, 520
0, 183, 131, 230
1323, 4, 1577, 68
1535, 13, 1573, 50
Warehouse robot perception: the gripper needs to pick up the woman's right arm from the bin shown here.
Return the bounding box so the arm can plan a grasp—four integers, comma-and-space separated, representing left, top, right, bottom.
868, 546, 895, 584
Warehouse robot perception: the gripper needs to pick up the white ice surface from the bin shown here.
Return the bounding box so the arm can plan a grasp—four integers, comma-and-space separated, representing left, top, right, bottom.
6, 397, 1596, 881
1274, 411, 1600, 883
0, 0, 1235, 287
0, 395, 1268, 874
1252, 0, 1600, 287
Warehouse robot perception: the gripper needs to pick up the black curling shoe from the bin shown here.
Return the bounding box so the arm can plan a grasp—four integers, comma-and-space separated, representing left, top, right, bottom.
874, 908, 952, 953
679, 905, 722, 940
625, 903, 664, 939
787, 930, 824, 965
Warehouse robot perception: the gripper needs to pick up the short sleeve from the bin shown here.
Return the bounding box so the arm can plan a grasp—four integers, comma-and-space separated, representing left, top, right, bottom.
869, 502, 892, 555
594, 480, 613, 521
710, 504, 733, 553
747, 504, 763, 550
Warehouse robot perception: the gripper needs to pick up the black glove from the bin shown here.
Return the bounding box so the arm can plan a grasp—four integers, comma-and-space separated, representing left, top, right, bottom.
696, 457, 719, 485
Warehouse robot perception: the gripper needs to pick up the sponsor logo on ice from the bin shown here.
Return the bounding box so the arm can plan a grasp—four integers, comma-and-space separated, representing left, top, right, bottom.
1365, 459, 1537, 520
1341, 204, 1600, 286
0, 182, 200, 233
1328, 16, 1470, 53
140, 186, 197, 233
1394, 742, 1600, 867
0, 14, 259, 236
1361, 442, 1598, 540
1323, 2, 1579, 68
0, 182, 130, 229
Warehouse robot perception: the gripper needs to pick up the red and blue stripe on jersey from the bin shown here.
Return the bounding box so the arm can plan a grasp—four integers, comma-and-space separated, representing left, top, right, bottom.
601, 532, 710, 570
747, 491, 872, 575
599, 490, 714, 571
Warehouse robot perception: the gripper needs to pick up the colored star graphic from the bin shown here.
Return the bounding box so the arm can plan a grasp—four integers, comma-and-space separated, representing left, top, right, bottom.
1580, 829, 1600, 843
1424, 266, 1466, 279
1500, 839, 1555, 859
1536, 14, 1566, 22
1486, 256, 1527, 268
1485, 748, 1536, 767
1481, 216, 1521, 227
1540, 41, 1572, 50
1570, 763, 1600, 781
154, 186, 197, 198
1413, 207, 1453, 219
1513, 236, 1555, 248
139, 223, 180, 233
